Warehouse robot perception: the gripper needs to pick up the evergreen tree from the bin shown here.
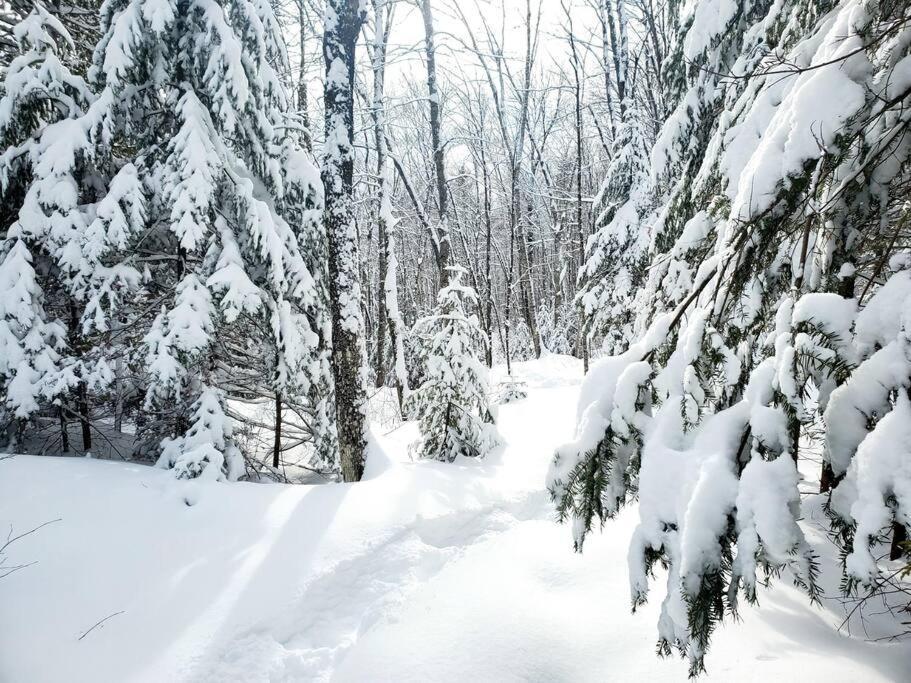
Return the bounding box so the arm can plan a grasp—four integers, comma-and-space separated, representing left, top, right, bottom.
408, 266, 499, 462
0, 5, 137, 451
578, 107, 651, 354
553, 0, 911, 674
90, 0, 332, 479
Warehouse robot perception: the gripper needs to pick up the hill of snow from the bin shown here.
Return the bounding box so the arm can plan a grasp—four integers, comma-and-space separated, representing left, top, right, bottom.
1, 356, 908, 682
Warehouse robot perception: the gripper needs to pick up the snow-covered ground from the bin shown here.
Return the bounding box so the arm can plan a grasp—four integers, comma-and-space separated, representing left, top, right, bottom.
1, 355, 909, 682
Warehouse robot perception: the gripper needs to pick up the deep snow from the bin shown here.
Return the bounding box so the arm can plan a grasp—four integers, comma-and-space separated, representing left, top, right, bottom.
1, 355, 909, 682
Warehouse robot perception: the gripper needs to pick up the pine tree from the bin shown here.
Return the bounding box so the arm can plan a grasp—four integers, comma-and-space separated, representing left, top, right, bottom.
554, 0, 910, 674
408, 266, 499, 462
0, 5, 137, 451
578, 107, 651, 354
90, 0, 332, 479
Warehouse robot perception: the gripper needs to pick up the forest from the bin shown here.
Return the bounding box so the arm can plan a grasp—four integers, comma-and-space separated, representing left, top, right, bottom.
1, 0, 910, 680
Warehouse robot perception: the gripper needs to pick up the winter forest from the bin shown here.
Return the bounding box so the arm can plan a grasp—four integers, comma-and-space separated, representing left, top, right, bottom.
1, 0, 911, 679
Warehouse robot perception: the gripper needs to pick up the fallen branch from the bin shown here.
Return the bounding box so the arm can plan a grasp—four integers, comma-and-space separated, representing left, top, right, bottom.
78, 611, 125, 641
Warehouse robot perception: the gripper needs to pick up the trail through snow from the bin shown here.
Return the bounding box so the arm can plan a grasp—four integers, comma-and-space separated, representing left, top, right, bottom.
1, 355, 909, 682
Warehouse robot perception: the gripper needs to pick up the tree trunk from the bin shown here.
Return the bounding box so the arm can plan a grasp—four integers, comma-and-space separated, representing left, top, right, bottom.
114, 356, 124, 433
482, 139, 494, 367
372, 0, 391, 388
297, 0, 312, 152
67, 300, 92, 451
890, 521, 907, 561
384, 223, 409, 412
567, 17, 589, 372
599, 0, 617, 138
77, 382, 91, 452
59, 405, 69, 453
323, 0, 368, 483
504, 222, 515, 374
273, 390, 281, 470
375, 230, 388, 387
421, 0, 452, 281
521, 199, 541, 356
606, 0, 626, 118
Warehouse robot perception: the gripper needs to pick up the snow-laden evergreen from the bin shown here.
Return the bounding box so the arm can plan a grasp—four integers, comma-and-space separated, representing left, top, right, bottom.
89, 0, 332, 478
408, 267, 499, 462
578, 108, 651, 353
553, 0, 911, 674
0, 5, 135, 450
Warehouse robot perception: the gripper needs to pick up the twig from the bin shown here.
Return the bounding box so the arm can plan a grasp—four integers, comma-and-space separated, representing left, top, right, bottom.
1, 518, 61, 556
0, 518, 61, 579
78, 611, 125, 641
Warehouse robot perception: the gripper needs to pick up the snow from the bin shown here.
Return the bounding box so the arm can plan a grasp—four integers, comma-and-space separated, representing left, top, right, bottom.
793, 292, 857, 342
855, 269, 911, 353
682, 0, 737, 61
1, 356, 908, 682
728, 0, 872, 223
841, 393, 911, 584
824, 341, 909, 476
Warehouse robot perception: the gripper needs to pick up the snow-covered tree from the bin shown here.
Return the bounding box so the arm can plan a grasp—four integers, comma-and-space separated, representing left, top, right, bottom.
0, 5, 137, 451
578, 108, 651, 353
323, 0, 369, 482
408, 266, 499, 462
89, 0, 332, 479
553, 0, 911, 674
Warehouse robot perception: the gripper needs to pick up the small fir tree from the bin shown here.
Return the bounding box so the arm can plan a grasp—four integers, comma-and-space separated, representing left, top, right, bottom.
408, 267, 499, 462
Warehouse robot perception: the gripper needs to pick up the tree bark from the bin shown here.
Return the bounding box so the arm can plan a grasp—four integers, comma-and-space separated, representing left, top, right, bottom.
323, 0, 368, 483
599, 0, 617, 139
421, 0, 452, 281
372, 0, 390, 388
566, 10, 589, 372
296, 0, 312, 152
67, 300, 91, 451
77, 382, 91, 452
273, 390, 281, 470
481, 135, 494, 367
890, 521, 907, 561
59, 405, 69, 453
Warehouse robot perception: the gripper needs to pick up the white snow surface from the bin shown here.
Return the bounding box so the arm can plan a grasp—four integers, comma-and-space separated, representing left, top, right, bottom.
1, 355, 909, 682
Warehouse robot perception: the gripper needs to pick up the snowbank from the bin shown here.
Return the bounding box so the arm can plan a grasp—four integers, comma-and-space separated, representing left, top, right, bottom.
1, 357, 908, 682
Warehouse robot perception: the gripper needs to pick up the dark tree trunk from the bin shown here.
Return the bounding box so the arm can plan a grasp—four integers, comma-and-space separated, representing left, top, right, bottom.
421, 0, 452, 281
77, 382, 91, 452
372, 0, 391, 388
567, 18, 589, 372
273, 390, 281, 470
375, 223, 388, 387
59, 405, 69, 453
482, 141, 494, 367
323, 0, 368, 483
606, 0, 626, 117
297, 1, 311, 152
890, 521, 907, 561
504, 222, 515, 374
68, 301, 91, 451
520, 202, 541, 357
599, 0, 617, 139
819, 461, 843, 493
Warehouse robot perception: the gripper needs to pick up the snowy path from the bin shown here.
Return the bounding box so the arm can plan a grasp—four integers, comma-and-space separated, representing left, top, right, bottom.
1, 355, 910, 682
